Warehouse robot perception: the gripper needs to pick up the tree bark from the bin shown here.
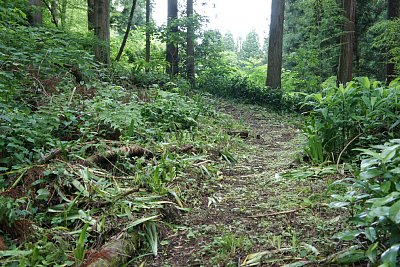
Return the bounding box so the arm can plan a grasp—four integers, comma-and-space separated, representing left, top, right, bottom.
51, 0, 59, 26
186, 0, 195, 85
60, 0, 67, 28
27, 0, 43, 26
94, 0, 111, 66
87, 0, 95, 31
337, 0, 355, 85
266, 0, 285, 89
115, 0, 138, 62
166, 0, 179, 76
43, 0, 59, 26
145, 0, 151, 72
386, 0, 400, 84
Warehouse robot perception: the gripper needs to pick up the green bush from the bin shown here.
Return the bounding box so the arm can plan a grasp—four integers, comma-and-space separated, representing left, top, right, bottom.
302, 77, 400, 163
331, 139, 400, 266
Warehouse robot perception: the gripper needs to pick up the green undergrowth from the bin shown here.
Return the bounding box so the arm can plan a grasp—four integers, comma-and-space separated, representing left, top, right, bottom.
295, 76, 400, 266
0, 25, 246, 266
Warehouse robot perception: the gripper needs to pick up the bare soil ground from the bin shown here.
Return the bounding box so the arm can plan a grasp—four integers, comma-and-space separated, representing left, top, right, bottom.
147, 101, 350, 267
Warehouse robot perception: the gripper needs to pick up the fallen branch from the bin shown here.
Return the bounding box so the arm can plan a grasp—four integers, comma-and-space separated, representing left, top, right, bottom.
38, 149, 62, 164
336, 133, 362, 173
248, 207, 305, 218
85, 145, 153, 166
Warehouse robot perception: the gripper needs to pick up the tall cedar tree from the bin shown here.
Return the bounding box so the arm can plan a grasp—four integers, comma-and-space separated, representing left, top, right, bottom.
337, 0, 355, 85
166, 0, 179, 75
116, 0, 138, 61
266, 0, 285, 89
186, 0, 195, 85
88, 0, 95, 31
93, 0, 110, 66
145, 0, 151, 71
27, 0, 42, 26
386, 0, 400, 84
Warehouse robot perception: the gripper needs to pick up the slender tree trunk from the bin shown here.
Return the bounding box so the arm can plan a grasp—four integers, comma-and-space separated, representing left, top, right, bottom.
337, 0, 355, 85
43, 0, 59, 26
115, 0, 138, 61
386, 0, 400, 84
27, 0, 43, 26
266, 0, 285, 89
94, 0, 110, 66
166, 0, 179, 76
87, 0, 95, 31
145, 0, 151, 72
186, 0, 195, 85
60, 0, 67, 28
51, 0, 59, 26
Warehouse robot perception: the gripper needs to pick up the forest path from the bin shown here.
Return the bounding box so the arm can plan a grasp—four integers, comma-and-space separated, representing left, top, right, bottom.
149, 101, 341, 267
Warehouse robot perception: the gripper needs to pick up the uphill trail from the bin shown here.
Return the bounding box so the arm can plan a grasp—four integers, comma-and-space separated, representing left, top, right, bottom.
149, 101, 345, 267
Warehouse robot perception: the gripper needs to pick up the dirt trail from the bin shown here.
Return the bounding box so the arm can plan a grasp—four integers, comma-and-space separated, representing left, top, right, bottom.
149, 102, 343, 267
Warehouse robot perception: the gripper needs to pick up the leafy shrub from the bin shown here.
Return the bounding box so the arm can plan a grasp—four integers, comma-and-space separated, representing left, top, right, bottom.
197, 66, 300, 111
0, 0, 27, 26
331, 139, 400, 266
302, 77, 400, 163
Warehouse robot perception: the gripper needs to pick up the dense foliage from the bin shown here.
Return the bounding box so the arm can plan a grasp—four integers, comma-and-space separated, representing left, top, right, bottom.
0, 6, 244, 265
302, 77, 400, 164
1, 0, 400, 265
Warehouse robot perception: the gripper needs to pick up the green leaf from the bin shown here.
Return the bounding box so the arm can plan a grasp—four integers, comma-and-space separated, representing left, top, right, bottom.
381, 244, 400, 267
334, 248, 365, 264
368, 207, 390, 218
359, 169, 382, 179
333, 230, 362, 241
371, 192, 400, 208
381, 144, 400, 163
362, 77, 371, 90
123, 215, 159, 231
365, 242, 378, 263
389, 200, 400, 223
355, 148, 383, 161
36, 188, 50, 200
329, 201, 350, 209
0, 250, 32, 257
365, 227, 377, 242
74, 223, 89, 263
72, 179, 89, 197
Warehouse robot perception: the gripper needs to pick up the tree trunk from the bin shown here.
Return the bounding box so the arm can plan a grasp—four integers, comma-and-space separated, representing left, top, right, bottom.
87, 0, 95, 31
266, 0, 285, 89
166, 0, 179, 76
386, 0, 400, 84
115, 0, 138, 62
337, 0, 355, 85
60, 0, 67, 28
145, 0, 151, 72
186, 0, 195, 85
27, 0, 42, 26
43, 0, 59, 26
94, 0, 111, 66
51, 0, 59, 26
